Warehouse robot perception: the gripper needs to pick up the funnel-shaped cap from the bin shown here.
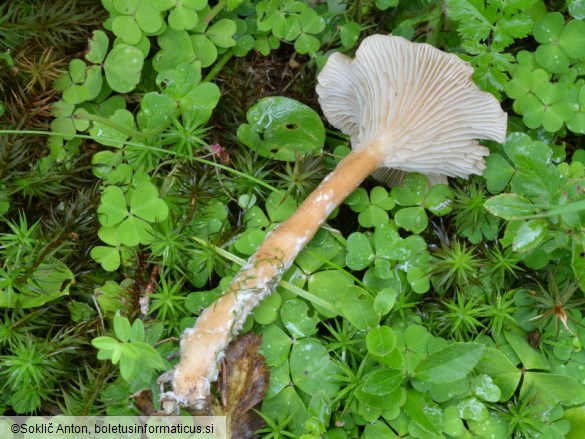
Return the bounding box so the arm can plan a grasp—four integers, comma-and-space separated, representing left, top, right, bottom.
316, 35, 507, 184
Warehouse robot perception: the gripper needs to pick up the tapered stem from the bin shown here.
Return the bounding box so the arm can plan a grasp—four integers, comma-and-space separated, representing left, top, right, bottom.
170, 142, 385, 407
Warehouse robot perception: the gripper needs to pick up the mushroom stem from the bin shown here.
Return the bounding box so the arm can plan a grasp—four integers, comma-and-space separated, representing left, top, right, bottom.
171, 142, 385, 407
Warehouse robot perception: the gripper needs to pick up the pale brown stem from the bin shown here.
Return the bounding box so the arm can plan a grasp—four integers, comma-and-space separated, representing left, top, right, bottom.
170, 143, 385, 408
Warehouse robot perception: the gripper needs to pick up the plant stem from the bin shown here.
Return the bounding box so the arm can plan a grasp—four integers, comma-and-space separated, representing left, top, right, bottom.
0, 130, 278, 193
73, 113, 167, 139
204, 0, 226, 23
192, 236, 340, 314
203, 49, 234, 83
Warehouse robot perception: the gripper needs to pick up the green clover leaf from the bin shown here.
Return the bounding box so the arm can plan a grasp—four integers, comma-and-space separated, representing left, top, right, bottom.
153, 29, 196, 71
98, 186, 128, 227
112, 15, 142, 45
167, 0, 206, 31
534, 13, 585, 73
130, 182, 169, 222
86, 30, 109, 63
104, 44, 144, 93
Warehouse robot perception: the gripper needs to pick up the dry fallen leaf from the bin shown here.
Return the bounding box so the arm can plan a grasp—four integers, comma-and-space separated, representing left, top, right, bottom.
216, 332, 269, 439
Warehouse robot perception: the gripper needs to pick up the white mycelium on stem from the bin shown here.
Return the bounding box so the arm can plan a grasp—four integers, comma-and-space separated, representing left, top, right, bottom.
164, 34, 507, 409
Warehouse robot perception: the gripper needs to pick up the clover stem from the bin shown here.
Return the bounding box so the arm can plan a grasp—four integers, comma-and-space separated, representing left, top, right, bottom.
74, 113, 167, 139
203, 49, 234, 83
204, 0, 227, 24
170, 142, 385, 408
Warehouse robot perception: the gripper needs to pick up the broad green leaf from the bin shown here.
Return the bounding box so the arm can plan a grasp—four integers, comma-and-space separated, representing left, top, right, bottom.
156, 61, 201, 99
104, 44, 144, 93
98, 186, 128, 226
373, 287, 397, 316
415, 342, 485, 383
394, 207, 428, 234
133, 341, 166, 369
366, 326, 397, 356
522, 372, 585, 405
168, 5, 198, 30
69, 59, 87, 84
559, 19, 585, 59
340, 21, 360, 48
424, 184, 453, 216
403, 390, 443, 436
346, 232, 374, 270
364, 421, 397, 438
89, 109, 134, 147
290, 338, 340, 397
112, 15, 142, 45
191, 34, 217, 67
375, 0, 399, 10
474, 347, 521, 401
484, 194, 535, 220
92, 336, 119, 352
260, 324, 291, 368
266, 191, 298, 222
237, 96, 325, 161
138, 92, 176, 129
253, 291, 281, 325
471, 375, 501, 403
363, 368, 403, 395
113, 311, 132, 342
457, 397, 488, 421
569, 0, 585, 19
181, 82, 220, 124
342, 286, 379, 330
533, 12, 564, 44
135, 1, 164, 33
117, 216, 154, 246
206, 19, 237, 48
484, 153, 514, 193
442, 405, 465, 437
233, 228, 266, 256
86, 30, 109, 63
392, 173, 427, 206
307, 270, 351, 318
90, 246, 121, 271
407, 267, 430, 294
17, 262, 75, 308
512, 219, 547, 252
358, 205, 388, 228
153, 29, 195, 71
281, 299, 318, 337
130, 182, 169, 222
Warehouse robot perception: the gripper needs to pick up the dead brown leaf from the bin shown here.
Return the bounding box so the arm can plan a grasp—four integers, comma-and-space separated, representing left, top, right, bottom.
216, 332, 269, 439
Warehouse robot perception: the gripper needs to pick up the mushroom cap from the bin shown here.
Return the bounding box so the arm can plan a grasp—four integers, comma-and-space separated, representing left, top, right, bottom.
316, 34, 507, 183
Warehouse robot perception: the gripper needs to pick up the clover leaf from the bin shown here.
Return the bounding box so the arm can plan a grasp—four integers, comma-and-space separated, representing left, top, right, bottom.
534, 13, 585, 73
281, 299, 319, 338
392, 173, 427, 206
153, 29, 196, 71
89, 109, 135, 147
290, 338, 340, 397
342, 286, 379, 330
519, 82, 577, 132
86, 30, 109, 63
96, 182, 169, 247
294, 8, 325, 54
104, 44, 144, 93
307, 270, 352, 318
167, 0, 206, 31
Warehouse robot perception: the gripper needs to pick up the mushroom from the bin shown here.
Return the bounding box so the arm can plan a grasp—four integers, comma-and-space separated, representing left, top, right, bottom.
163, 34, 507, 410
